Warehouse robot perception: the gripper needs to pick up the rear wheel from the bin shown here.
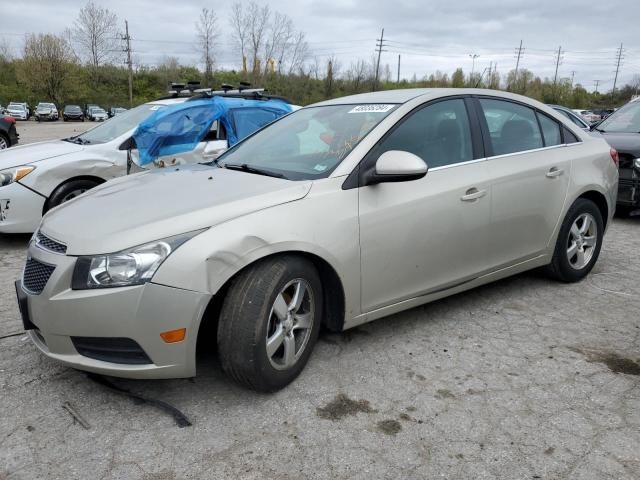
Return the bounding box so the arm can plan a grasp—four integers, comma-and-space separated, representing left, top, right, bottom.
547, 198, 604, 282
46, 179, 101, 211
217, 256, 322, 392
0, 133, 9, 149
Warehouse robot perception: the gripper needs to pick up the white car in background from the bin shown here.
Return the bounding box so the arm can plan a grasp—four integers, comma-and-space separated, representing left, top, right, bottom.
91, 107, 109, 122
0, 98, 187, 233
0, 88, 287, 233
572, 109, 600, 124
6, 103, 29, 121
35, 102, 59, 121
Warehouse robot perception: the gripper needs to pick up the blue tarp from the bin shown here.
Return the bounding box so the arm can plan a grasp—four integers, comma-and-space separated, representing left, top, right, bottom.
132, 96, 292, 166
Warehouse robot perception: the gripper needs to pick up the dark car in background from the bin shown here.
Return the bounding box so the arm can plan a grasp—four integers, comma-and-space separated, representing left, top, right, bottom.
0, 115, 19, 149
592, 98, 640, 214
63, 105, 85, 121
548, 104, 591, 131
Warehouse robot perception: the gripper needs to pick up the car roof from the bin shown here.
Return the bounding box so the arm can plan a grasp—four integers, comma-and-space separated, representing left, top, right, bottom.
310, 88, 549, 107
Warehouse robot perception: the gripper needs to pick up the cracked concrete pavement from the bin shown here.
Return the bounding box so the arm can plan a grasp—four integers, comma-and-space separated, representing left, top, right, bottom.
0, 124, 639, 479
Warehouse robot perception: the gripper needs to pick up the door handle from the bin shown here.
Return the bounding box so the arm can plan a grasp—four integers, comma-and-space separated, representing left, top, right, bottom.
460, 188, 487, 202
546, 167, 564, 178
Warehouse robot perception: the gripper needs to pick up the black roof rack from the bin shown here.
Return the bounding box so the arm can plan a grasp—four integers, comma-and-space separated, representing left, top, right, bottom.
156, 82, 292, 104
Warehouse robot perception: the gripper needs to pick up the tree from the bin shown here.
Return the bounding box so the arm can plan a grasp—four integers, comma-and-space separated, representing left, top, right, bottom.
196, 8, 217, 84
451, 68, 465, 88
19, 34, 77, 104
72, 1, 118, 72
230, 2, 249, 75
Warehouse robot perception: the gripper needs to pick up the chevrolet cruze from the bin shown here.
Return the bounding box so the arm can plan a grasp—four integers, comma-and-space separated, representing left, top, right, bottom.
16, 89, 618, 392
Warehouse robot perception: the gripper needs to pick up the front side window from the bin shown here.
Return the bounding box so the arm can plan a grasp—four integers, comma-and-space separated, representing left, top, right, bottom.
368, 99, 474, 169
73, 103, 169, 144
218, 104, 397, 180
479, 99, 543, 155
537, 113, 562, 146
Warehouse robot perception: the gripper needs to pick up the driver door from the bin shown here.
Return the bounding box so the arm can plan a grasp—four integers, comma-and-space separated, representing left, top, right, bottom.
357, 98, 493, 312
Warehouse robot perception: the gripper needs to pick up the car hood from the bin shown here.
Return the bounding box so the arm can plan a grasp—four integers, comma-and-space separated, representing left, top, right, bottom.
0, 140, 84, 169
596, 131, 640, 156
40, 164, 312, 255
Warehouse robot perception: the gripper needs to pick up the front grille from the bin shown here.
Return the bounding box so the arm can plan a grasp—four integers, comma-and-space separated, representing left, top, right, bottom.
36, 231, 67, 254
23, 258, 55, 294
71, 337, 153, 365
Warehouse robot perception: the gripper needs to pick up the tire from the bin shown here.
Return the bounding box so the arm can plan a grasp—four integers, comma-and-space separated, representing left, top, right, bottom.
217, 256, 323, 392
0, 132, 10, 149
547, 198, 604, 283
46, 179, 101, 211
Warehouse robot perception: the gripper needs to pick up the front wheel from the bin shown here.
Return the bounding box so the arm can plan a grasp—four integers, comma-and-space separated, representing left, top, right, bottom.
46, 179, 101, 212
217, 256, 322, 392
547, 198, 604, 282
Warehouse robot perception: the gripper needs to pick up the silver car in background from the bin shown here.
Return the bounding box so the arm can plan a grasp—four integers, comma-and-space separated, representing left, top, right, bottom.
17, 89, 618, 392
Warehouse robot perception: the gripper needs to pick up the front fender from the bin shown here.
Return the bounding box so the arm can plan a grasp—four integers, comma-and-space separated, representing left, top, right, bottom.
20, 155, 125, 197
154, 178, 361, 320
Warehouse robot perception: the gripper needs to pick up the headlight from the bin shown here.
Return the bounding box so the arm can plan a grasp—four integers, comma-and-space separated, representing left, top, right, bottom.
71, 230, 205, 289
0, 166, 36, 187
634, 158, 640, 169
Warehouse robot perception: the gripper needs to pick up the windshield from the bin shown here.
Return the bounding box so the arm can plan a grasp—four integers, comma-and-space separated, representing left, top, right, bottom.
218, 104, 397, 180
74, 103, 168, 144
597, 101, 640, 133
65, 106, 81, 111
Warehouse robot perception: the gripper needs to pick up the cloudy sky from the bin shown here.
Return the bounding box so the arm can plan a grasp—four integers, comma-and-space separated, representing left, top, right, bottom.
2, 0, 639, 92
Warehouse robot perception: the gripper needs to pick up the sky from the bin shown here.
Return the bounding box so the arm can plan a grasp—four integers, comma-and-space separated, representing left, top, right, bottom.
2, 0, 639, 93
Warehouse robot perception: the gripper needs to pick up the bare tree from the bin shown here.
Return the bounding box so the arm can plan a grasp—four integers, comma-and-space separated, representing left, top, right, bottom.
263, 12, 291, 75
287, 31, 308, 75
0, 38, 11, 61
246, 1, 270, 76
196, 8, 217, 84
230, 2, 249, 74
72, 1, 118, 71
19, 34, 76, 104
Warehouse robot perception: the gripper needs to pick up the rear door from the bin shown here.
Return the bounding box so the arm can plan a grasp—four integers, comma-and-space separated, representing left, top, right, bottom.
474, 97, 572, 268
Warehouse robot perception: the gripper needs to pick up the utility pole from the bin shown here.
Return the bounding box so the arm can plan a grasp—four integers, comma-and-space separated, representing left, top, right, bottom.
122, 20, 133, 107
593, 79, 601, 94
374, 28, 387, 91
397, 54, 401, 83
612, 43, 624, 94
553, 46, 563, 86
514, 40, 524, 76
570, 71, 575, 87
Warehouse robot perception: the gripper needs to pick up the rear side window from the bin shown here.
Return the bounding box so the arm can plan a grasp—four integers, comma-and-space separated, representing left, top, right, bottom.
563, 127, 580, 144
537, 113, 562, 146
370, 98, 474, 168
479, 99, 543, 155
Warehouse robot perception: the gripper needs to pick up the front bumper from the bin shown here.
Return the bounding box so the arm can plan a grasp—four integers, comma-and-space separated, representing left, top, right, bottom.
617, 165, 640, 207
0, 181, 46, 233
19, 241, 211, 378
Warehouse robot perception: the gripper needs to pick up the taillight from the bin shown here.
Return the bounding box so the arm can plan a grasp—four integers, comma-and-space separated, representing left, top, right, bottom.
2, 115, 16, 124
610, 148, 619, 167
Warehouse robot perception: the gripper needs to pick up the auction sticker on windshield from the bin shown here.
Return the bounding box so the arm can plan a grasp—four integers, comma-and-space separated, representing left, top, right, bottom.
348, 104, 395, 113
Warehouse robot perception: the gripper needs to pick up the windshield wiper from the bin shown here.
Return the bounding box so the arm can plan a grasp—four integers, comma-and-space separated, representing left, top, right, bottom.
62, 136, 90, 145
223, 163, 286, 179
592, 126, 605, 133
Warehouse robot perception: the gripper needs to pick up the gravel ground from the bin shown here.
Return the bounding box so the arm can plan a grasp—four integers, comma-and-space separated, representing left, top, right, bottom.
13, 119, 93, 145
0, 124, 639, 479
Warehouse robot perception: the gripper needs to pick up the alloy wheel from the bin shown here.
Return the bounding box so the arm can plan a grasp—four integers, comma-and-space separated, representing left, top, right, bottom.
266, 278, 315, 370
0, 137, 7, 149
61, 188, 88, 203
566, 213, 597, 270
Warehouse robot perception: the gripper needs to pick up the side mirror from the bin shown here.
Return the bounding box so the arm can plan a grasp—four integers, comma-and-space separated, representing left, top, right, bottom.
365, 150, 428, 185
118, 137, 134, 151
